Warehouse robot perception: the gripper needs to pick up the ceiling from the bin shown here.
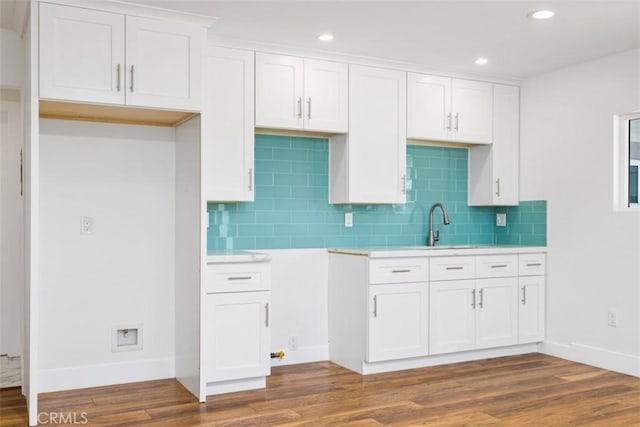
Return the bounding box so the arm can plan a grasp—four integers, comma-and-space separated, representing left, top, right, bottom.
2, 1, 639, 80
124, 0, 640, 80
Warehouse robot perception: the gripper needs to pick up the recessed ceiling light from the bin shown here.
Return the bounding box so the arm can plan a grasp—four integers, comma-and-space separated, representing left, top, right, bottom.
475, 58, 489, 65
529, 10, 556, 20
318, 33, 334, 42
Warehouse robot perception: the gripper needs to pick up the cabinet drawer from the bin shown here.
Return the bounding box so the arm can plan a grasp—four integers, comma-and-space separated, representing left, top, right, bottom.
205, 262, 271, 293
519, 253, 546, 276
368, 258, 429, 284
430, 256, 475, 281
476, 255, 518, 278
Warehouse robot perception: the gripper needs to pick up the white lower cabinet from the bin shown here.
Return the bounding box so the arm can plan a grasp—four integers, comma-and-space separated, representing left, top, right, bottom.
204, 291, 270, 382
429, 280, 476, 354
204, 258, 271, 394
475, 278, 518, 349
329, 251, 545, 374
518, 253, 546, 343
367, 283, 428, 362
429, 255, 519, 355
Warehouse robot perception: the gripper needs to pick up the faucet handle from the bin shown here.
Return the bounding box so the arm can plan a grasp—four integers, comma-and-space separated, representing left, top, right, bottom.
434, 230, 440, 242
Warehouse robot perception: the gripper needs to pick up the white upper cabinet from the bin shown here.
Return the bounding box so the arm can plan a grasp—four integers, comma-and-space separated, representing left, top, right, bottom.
124, 16, 203, 111
407, 73, 493, 144
39, 3, 204, 111
303, 59, 348, 132
468, 84, 520, 206
203, 47, 255, 202
255, 53, 303, 129
407, 73, 451, 141
329, 65, 407, 204
255, 53, 348, 133
39, 3, 125, 105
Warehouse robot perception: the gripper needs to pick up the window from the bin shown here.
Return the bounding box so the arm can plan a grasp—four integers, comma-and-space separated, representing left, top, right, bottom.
614, 113, 640, 210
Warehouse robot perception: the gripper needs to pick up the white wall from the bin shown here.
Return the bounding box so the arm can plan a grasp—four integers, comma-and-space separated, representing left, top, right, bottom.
38, 119, 177, 391
520, 49, 640, 375
262, 249, 329, 366
0, 28, 24, 88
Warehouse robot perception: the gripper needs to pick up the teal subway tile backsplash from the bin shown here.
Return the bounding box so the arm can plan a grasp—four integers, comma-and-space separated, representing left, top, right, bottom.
495, 201, 547, 246
207, 135, 547, 250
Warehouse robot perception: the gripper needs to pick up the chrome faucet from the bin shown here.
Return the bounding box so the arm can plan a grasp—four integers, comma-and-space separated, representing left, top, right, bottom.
428, 203, 450, 246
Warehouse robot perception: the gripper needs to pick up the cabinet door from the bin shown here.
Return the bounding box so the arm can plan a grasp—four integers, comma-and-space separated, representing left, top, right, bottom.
407, 73, 451, 141
491, 84, 519, 205
451, 79, 493, 143
367, 283, 428, 362
429, 280, 475, 355
475, 278, 518, 349
125, 16, 203, 111
346, 65, 407, 204
203, 47, 254, 202
255, 53, 304, 130
204, 291, 270, 383
39, 3, 125, 104
303, 59, 348, 133
518, 276, 545, 343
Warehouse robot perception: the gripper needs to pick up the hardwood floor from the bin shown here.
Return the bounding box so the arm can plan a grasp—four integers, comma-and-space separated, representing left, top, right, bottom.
1, 354, 639, 426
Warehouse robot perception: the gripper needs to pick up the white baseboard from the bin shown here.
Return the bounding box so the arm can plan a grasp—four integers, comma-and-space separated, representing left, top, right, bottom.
359, 344, 539, 375
270, 345, 329, 367
38, 357, 175, 393
206, 377, 265, 396
540, 341, 640, 377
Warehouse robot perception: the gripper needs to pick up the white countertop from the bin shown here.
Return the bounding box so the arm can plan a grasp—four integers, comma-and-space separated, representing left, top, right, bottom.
328, 245, 546, 258
206, 250, 271, 263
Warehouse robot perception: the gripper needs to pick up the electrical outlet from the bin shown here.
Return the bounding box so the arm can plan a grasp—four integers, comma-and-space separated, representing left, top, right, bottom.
288, 335, 299, 351
607, 311, 617, 327
496, 213, 507, 227
80, 216, 94, 235
344, 212, 353, 228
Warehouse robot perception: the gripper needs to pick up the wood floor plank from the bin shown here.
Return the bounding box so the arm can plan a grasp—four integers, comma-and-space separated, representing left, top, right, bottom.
1, 354, 638, 426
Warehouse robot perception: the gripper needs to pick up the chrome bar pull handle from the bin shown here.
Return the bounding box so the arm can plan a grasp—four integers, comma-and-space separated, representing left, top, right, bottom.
227, 276, 252, 281
265, 303, 270, 327
471, 289, 476, 309
479, 288, 484, 308
248, 168, 253, 191
491, 264, 508, 269
454, 113, 459, 131
297, 97, 302, 118
130, 65, 134, 92
526, 263, 542, 267
521, 286, 527, 304
373, 296, 378, 317
307, 98, 311, 119
447, 112, 452, 131
401, 174, 407, 194
116, 64, 121, 92
496, 178, 501, 197
391, 269, 411, 274
446, 266, 463, 271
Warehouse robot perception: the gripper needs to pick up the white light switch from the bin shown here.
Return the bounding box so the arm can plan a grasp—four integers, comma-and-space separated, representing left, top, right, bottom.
496, 213, 507, 227
345, 212, 353, 227
80, 216, 94, 235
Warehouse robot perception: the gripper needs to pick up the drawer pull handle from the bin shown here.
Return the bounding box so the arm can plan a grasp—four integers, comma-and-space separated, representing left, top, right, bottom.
265, 303, 270, 327
526, 263, 542, 267
446, 266, 464, 271
490, 264, 508, 268
391, 269, 411, 273
227, 276, 252, 281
